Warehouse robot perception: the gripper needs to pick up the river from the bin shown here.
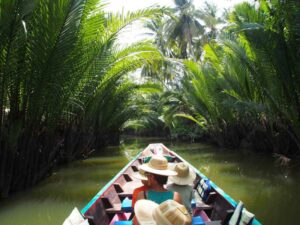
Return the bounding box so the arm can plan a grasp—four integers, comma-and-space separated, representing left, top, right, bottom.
0, 137, 299, 225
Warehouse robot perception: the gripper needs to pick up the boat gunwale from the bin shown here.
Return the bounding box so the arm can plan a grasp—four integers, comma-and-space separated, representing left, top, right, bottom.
81, 152, 142, 215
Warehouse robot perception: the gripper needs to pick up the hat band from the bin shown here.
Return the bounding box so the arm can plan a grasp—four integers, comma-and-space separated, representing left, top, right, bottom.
149, 161, 168, 170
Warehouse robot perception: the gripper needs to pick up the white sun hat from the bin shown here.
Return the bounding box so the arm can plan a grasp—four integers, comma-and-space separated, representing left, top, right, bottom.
138, 155, 177, 176
135, 199, 192, 225
132, 169, 148, 181
168, 162, 196, 185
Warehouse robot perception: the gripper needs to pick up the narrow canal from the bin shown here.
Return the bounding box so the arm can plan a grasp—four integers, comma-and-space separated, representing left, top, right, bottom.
0, 137, 299, 225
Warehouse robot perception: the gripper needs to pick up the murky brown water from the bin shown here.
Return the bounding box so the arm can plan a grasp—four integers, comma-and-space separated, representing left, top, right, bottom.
0, 137, 299, 225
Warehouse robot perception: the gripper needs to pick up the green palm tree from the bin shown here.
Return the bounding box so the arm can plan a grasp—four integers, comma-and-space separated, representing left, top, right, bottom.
174, 0, 300, 151
165, 0, 204, 59
226, 0, 300, 149
0, 0, 163, 196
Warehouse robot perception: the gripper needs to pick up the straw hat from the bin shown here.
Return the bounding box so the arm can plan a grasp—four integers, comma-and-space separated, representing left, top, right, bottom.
168, 162, 196, 185
135, 199, 192, 225
139, 155, 177, 176
132, 169, 148, 181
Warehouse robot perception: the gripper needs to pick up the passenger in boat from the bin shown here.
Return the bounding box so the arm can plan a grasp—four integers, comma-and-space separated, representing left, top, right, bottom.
134, 199, 192, 225
131, 170, 151, 208
135, 155, 182, 204
167, 162, 196, 214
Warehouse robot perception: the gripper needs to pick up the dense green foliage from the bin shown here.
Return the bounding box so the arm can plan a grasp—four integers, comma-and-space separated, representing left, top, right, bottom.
1, 0, 300, 197
182, 0, 300, 155
0, 0, 162, 197
136, 0, 300, 158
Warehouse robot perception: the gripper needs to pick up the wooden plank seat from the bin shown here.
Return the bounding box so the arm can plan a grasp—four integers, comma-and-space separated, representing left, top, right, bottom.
194, 193, 217, 210
100, 197, 123, 214
118, 193, 132, 199
105, 197, 132, 214
122, 180, 142, 193
193, 189, 216, 211
196, 200, 213, 210
105, 203, 122, 214
113, 180, 141, 199
115, 179, 142, 202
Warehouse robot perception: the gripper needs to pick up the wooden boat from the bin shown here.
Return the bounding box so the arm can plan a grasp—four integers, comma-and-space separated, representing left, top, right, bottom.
80, 143, 261, 225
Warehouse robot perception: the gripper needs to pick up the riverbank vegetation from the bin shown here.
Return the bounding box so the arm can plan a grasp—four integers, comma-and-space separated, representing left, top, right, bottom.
0, 0, 163, 197
132, 0, 300, 159
1, 0, 300, 197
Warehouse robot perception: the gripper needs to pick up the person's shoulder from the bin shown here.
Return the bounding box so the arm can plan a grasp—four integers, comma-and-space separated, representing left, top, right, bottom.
174, 184, 193, 193
186, 184, 193, 189
167, 183, 175, 190
184, 184, 194, 192
134, 185, 148, 193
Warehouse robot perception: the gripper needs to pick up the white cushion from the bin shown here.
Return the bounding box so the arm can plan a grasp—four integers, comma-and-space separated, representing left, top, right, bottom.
200, 179, 205, 186
229, 201, 255, 225
80, 219, 90, 225
229, 201, 244, 225
63, 207, 89, 225
241, 208, 254, 225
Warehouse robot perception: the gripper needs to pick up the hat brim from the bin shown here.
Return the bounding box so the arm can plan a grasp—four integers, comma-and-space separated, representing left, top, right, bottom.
139, 164, 177, 176
168, 169, 196, 185
135, 200, 158, 225
132, 171, 148, 181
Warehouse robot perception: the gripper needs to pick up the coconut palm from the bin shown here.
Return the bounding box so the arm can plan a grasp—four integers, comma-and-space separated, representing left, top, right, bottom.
164, 0, 204, 59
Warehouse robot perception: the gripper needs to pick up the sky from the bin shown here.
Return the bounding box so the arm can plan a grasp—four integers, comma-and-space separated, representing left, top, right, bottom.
103, 0, 250, 46
104, 0, 247, 13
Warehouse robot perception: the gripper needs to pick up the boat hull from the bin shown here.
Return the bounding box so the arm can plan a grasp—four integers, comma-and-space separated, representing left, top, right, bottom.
81, 144, 262, 225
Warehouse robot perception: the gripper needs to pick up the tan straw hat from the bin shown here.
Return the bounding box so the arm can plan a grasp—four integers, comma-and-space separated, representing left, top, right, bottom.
139, 155, 177, 176
132, 169, 148, 181
168, 162, 196, 185
135, 199, 192, 225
